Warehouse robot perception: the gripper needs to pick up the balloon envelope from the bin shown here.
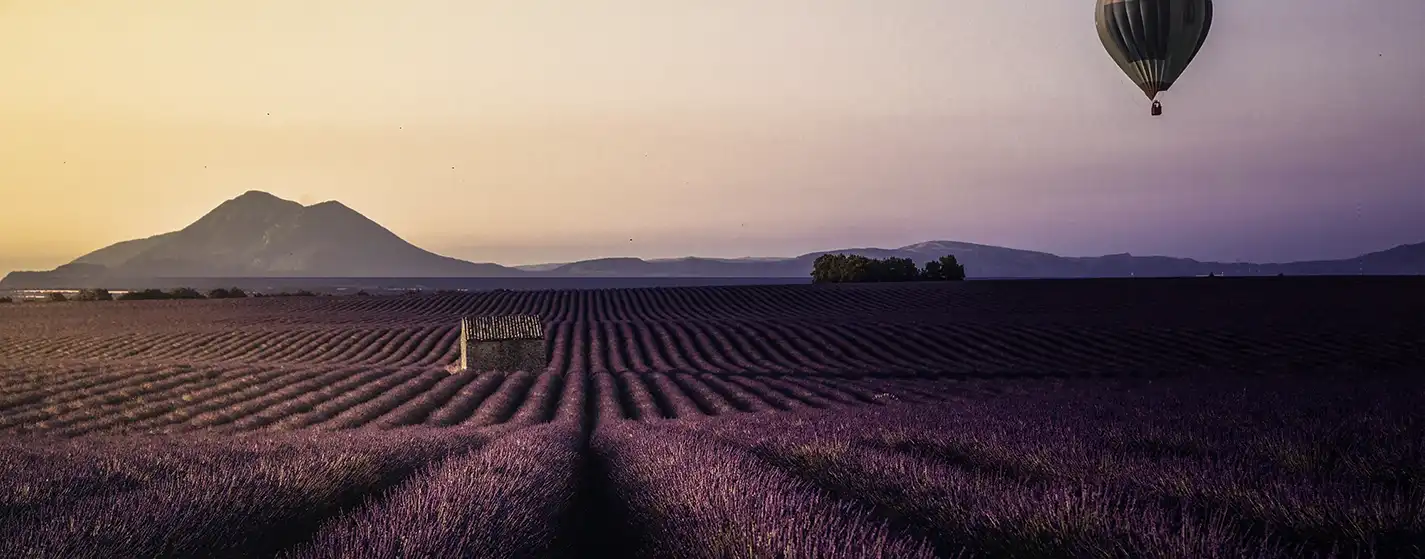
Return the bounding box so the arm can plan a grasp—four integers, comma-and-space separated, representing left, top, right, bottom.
1095, 0, 1213, 100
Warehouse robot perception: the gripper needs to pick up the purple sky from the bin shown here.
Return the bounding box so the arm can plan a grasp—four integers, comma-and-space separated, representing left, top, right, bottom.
0, 0, 1421, 271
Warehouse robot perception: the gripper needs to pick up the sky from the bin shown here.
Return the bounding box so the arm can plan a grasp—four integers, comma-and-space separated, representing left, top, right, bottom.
1, 0, 1422, 272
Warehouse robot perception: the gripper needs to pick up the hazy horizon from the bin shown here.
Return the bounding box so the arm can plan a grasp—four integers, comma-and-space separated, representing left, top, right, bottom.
3, 1, 1422, 272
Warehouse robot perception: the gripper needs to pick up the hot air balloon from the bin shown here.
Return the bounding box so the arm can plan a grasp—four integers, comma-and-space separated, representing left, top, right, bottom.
1095, 0, 1213, 116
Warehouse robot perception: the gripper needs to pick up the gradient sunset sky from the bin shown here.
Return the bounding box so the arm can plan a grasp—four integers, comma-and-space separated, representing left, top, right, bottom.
2, 0, 1421, 271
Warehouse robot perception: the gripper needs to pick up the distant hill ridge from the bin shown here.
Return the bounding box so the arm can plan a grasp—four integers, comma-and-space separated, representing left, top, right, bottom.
7, 191, 519, 285
518, 239, 1424, 278
3, 191, 1422, 288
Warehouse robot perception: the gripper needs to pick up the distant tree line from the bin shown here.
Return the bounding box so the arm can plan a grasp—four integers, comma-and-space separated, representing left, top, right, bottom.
76, 289, 114, 301
115, 287, 237, 300
20, 287, 329, 303
811, 254, 967, 284
260, 290, 318, 298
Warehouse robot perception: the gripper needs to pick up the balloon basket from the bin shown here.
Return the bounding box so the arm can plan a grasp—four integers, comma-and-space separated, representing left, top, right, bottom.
1151, 100, 1163, 117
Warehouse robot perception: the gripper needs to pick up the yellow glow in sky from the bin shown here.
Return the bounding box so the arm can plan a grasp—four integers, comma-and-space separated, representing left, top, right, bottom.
2, 0, 1421, 269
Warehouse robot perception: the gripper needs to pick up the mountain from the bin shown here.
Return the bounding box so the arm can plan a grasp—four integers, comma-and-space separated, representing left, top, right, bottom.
1253, 242, 1425, 276
520, 240, 1425, 279
512, 262, 569, 272
512, 256, 789, 273
545, 256, 807, 277
71, 232, 181, 268
2, 191, 520, 287
3, 190, 1421, 289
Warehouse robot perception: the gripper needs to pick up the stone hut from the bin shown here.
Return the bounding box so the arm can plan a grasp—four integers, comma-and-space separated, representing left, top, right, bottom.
459, 315, 546, 372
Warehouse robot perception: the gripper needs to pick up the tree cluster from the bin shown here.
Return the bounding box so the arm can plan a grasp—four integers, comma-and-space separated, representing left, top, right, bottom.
19, 286, 316, 302
74, 289, 113, 301
810, 254, 967, 284
207, 288, 249, 299
255, 290, 317, 298
116, 287, 215, 301
119, 289, 181, 301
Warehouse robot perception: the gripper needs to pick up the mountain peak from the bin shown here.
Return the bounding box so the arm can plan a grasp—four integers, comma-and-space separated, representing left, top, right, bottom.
44, 190, 520, 278
214, 190, 303, 214
305, 200, 352, 211
230, 190, 293, 205
237, 190, 281, 200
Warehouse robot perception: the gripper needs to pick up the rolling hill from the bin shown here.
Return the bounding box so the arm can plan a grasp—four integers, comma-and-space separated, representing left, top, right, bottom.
525, 240, 1425, 279
2, 190, 1421, 289
2, 191, 520, 286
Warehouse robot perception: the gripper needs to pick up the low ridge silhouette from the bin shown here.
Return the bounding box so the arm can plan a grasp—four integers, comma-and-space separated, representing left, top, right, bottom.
3, 191, 1421, 287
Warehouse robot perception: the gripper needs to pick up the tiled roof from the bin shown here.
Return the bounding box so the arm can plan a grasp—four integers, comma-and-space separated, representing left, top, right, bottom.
462, 315, 544, 341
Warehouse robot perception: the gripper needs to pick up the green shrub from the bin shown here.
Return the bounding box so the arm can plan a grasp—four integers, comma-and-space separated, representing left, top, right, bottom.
118, 289, 171, 301
74, 289, 113, 302
261, 290, 316, 297
936, 255, 967, 281
206, 287, 249, 299
922, 260, 944, 280
873, 257, 921, 282
0, 296, 12, 304
811, 254, 878, 283
920, 255, 966, 281
812, 253, 967, 284
167, 287, 205, 300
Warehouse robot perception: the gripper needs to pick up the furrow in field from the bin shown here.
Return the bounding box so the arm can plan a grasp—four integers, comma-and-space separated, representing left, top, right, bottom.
424, 372, 509, 427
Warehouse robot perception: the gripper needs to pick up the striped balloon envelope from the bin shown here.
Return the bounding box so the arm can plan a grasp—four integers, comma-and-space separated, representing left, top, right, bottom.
1094, 0, 1213, 115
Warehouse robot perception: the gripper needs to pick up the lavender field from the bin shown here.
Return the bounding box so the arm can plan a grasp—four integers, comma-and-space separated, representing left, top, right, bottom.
0, 277, 1421, 558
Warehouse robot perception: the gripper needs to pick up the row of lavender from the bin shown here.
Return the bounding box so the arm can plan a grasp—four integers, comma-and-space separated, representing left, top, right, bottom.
0, 282, 1010, 331
0, 365, 928, 558
6, 316, 1416, 379
654, 373, 1425, 558
0, 369, 589, 557
7, 278, 1418, 334
3, 373, 1417, 557
0, 324, 463, 366
0, 364, 545, 436
2, 358, 980, 436
0, 425, 591, 558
